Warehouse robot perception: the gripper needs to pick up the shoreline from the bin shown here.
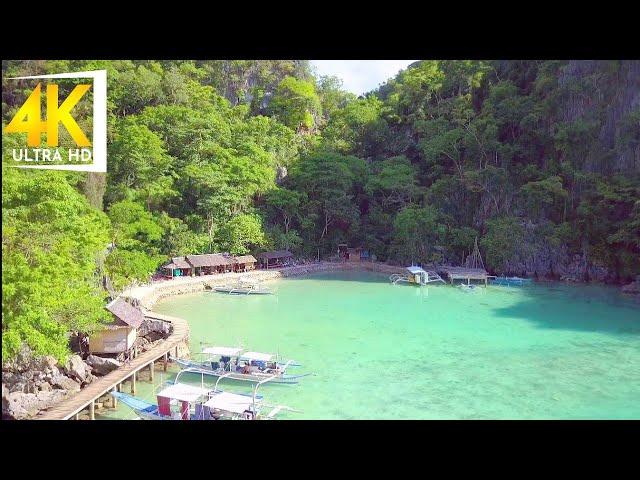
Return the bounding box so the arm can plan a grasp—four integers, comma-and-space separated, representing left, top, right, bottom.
123, 261, 640, 311
123, 261, 405, 311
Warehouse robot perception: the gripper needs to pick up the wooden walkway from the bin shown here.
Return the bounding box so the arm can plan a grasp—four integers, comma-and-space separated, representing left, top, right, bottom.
35, 312, 189, 420
438, 266, 489, 285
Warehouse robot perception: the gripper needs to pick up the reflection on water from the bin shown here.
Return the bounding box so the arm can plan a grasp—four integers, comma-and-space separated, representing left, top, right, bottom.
101, 271, 640, 420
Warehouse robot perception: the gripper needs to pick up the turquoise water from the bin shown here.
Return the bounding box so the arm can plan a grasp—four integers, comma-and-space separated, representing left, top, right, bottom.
99, 271, 640, 419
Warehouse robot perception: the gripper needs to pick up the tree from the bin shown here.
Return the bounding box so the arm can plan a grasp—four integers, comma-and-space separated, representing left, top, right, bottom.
217, 213, 268, 255
268, 76, 322, 130
391, 205, 443, 264
2, 167, 111, 362
480, 216, 525, 273
264, 188, 306, 234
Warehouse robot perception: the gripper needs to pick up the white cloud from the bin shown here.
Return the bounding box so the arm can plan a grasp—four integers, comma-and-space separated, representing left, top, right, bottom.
311, 60, 417, 95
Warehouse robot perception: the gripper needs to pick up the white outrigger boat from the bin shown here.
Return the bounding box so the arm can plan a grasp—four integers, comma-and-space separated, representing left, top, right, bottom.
390, 266, 445, 286
111, 378, 299, 420
213, 281, 273, 295
174, 347, 310, 385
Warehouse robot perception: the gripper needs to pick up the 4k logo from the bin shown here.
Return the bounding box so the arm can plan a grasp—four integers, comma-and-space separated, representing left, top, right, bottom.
3, 70, 107, 172
5, 83, 92, 147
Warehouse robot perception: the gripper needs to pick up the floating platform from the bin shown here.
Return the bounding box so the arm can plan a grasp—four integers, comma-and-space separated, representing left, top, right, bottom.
438, 266, 489, 285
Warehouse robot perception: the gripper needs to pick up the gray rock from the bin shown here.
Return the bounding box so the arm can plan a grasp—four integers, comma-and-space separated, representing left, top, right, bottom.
38, 356, 58, 371
3, 389, 67, 419
622, 280, 640, 295
63, 355, 87, 382
38, 382, 52, 392
51, 374, 81, 392
138, 318, 171, 338
85, 355, 122, 376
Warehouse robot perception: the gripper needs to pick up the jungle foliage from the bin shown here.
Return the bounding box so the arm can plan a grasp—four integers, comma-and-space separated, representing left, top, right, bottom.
2, 59, 639, 361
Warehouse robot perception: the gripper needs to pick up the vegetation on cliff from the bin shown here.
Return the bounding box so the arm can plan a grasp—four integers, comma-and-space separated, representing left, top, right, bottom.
2, 60, 639, 361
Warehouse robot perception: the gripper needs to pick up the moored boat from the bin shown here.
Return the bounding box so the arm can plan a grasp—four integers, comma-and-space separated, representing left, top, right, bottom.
390, 266, 445, 286
174, 347, 310, 385
111, 380, 297, 420
213, 282, 273, 295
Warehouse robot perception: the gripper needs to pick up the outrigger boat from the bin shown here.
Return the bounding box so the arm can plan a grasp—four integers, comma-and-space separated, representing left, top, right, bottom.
213, 281, 273, 295
174, 347, 310, 385
111, 378, 299, 420
390, 266, 445, 286
490, 276, 533, 287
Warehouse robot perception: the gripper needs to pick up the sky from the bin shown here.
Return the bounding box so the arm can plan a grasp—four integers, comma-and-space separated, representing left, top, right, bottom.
311, 60, 418, 96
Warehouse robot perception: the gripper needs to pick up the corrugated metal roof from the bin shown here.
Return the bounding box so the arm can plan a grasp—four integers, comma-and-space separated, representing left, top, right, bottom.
105, 298, 144, 328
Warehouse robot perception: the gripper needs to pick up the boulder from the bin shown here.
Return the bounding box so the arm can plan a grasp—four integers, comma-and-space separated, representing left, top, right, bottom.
2, 390, 67, 419
85, 355, 122, 376
50, 373, 81, 392
36, 356, 58, 372
38, 382, 52, 392
138, 318, 171, 338
622, 280, 640, 295
81, 373, 95, 387
63, 354, 87, 382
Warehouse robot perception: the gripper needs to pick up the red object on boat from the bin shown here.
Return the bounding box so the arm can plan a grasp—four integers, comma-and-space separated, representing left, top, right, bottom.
158, 395, 171, 416
180, 401, 190, 420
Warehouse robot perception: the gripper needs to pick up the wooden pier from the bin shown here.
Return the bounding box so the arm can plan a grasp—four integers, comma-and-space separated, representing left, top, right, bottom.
35, 312, 189, 420
438, 266, 489, 286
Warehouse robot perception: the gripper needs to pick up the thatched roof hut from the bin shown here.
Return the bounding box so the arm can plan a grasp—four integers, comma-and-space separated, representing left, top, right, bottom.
105, 297, 145, 329
257, 250, 293, 260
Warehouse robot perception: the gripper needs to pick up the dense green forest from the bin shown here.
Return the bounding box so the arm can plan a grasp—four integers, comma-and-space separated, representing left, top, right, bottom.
2, 60, 639, 362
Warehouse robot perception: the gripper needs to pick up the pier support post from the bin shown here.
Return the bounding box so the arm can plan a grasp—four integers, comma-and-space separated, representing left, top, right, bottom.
75, 413, 79, 420
112, 387, 118, 408
149, 361, 155, 382
164, 353, 168, 372
131, 372, 137, 395
89, 401, 95, 420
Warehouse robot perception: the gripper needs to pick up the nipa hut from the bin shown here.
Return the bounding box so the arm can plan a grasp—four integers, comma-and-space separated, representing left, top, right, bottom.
186, 254, 235, 275
89, 298, 145, 354
162, 256, 193, 278
257, 250, 293, 269
233, 255, 257, 272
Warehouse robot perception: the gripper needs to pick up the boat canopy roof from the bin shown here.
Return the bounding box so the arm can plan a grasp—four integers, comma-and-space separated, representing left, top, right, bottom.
203, 391, 258, 414
406, 266, 426, 274
202, 346, 243, 356
240, 351, 273, 362
157, 383, 211, 402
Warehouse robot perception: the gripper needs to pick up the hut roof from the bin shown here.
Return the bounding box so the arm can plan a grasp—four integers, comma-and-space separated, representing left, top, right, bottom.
186, 254, 234, 268
234, 255, 257, 264
257, 250, 293, 260
164, 256, 191, 270
105, 298, 144, 329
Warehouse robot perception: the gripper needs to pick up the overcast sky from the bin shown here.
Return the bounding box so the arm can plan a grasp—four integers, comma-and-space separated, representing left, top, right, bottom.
311, 60, 417, 96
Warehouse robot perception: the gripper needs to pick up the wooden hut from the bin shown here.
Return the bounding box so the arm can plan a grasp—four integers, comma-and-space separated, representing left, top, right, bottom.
257, 250, 293, 269
186, 254, 234, 275
338, 244, 365, 262
89, 298, 144, 354
233, 254, 257, 272
162, 256, 193, 278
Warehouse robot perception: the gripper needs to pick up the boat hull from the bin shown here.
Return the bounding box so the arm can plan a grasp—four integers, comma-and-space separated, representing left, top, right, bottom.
175, 360, 309, 384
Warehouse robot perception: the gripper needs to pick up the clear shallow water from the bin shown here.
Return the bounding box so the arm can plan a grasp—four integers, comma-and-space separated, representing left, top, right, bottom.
99, 271, 640, 420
